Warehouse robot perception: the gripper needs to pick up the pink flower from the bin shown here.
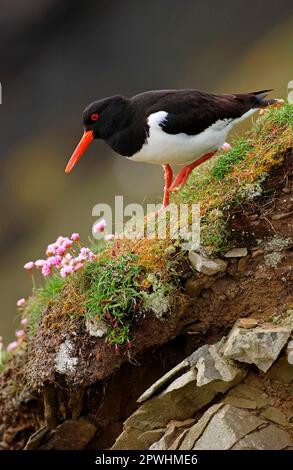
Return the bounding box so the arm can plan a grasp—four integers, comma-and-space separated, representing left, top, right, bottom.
47, 255, 62, 267
73, 262, 84, 271
7, 341, 18, 352
71, 233, 80, 242
105, 234, 115, 241
17, 298, 26, 307
21, 317, 28, 326
61, 254, 73, 268
78, 247, 95, 262
56, 245, 66, 256
88, 251, 95, 261
63, 239, 73, 249
80, 247, 90, 256
41, 263, 52, 277
46, 243, 57, 256
222, 142, 232, 152
60, 265, 75, 278
16, 330, 25, 339
93, 219, 107, 233
35, 259, 46, 268
24, 261, 34, 271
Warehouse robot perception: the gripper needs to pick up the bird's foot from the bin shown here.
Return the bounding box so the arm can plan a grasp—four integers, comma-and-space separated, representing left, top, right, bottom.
169, 185, 182, 193
170, 169, 189, 192
170, 152, 216, 194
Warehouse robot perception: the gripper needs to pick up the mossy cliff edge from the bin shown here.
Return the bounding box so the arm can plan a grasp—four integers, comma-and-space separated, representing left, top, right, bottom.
0, 103, 292, 450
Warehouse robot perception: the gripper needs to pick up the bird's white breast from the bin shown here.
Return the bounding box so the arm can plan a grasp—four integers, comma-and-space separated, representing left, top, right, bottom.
128, 109, 256, 166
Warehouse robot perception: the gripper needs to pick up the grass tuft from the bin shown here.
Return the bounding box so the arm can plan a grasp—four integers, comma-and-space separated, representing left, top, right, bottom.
211, 138, 254, 180
24, 275, 66, 337
81, 254, 143, 347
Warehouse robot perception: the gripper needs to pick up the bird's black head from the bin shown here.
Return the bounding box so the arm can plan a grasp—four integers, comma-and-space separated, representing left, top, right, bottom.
65, 95, 131, 173
83, 95, 131, 139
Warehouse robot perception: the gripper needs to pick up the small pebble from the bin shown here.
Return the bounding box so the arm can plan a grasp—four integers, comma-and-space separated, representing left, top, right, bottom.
252, 249, 263, 258
271, 212, 293, 220
238, 318, 259, 329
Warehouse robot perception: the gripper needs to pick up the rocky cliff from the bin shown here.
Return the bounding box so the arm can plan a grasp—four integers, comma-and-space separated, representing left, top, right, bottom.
0, 102, 292, 450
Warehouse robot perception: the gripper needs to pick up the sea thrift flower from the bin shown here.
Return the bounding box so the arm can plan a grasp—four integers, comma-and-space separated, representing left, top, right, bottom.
35, 259, 46, 268
41, 263, 52, 277
63, 238, 73, 249
21, 317, 28, 326
93, 219, 107, 233
71, 255, 83, 265
105, 234, 115, 241
17, 298, 26, 307
80, 247, 90, 256
61, 253, 73, 265
7, 341, 18, 352
222, 142, 232, 152
56, 245, 67, 256
47, 255, 62, 267
71, 233, 80, 242
15, 330, 25, 339
73, 262, 84, 271
24, 261, 34, 271
46, 243, 57, 256
78, 247, 95, 262
60, 265, 75, 278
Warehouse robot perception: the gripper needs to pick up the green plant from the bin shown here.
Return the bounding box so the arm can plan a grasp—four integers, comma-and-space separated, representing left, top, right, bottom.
24, 275, 66, 337
211, 138, 254, 180
81, 254, 144, 348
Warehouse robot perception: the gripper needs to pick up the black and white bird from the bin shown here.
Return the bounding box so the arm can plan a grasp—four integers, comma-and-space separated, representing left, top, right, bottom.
65, 89, 280, 207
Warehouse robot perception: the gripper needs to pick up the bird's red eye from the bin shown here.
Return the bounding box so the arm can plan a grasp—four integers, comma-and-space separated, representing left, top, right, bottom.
91, 113, 99, 121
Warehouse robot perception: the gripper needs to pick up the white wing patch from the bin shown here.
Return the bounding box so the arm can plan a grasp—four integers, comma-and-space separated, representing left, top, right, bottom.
128, 109, 257, 166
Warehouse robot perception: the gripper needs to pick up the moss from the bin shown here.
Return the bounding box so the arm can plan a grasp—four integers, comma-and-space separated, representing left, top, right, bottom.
211, 138, 254, 180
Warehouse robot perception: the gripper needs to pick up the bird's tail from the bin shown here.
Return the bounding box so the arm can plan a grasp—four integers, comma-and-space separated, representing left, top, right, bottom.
252, 89, 283, 108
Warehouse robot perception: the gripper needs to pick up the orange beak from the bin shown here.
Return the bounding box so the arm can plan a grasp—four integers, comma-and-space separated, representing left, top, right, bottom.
65, 130, 94, 173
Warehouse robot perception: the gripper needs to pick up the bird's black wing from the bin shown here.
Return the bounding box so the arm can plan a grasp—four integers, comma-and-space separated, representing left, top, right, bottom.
133, 89, 274, 136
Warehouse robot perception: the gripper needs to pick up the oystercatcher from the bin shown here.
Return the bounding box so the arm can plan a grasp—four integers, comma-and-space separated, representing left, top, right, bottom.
65, 89, 280, 207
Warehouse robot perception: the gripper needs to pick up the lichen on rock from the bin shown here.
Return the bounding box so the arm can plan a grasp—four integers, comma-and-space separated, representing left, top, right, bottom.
55, 339, 78, 375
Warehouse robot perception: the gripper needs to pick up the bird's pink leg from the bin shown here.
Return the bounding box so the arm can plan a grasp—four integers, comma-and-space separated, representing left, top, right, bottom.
170, 152, 216, 191
162, 164, 173, 207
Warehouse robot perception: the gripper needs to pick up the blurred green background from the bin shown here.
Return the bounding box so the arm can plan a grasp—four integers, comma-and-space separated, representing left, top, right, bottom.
0, 0, 292, 341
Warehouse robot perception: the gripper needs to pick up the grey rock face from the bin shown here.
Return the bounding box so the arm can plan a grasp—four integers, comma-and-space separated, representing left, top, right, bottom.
112, 317, 293, 451
192, 405, 265, 450
224, 248, 248, 258
188, 251, 228, 275
222, 323, 292, 372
